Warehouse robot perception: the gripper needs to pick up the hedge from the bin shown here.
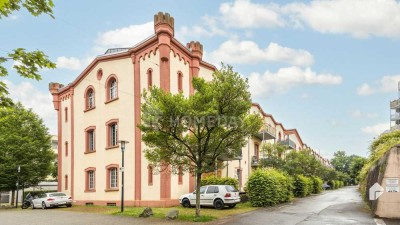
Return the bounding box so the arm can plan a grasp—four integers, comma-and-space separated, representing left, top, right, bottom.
310, 176, 323, 194
201, 175, 239, 190
294, 175, 312, 197
246, 169, 293, 207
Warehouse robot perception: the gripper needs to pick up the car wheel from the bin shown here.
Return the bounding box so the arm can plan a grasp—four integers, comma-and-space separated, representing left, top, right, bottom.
181, 198, 190, 208
214, 199, 224, 210
66, 204, 72, 208
228, 204, 236, 208
41, 202, 47, 210
31, 202, 35, 209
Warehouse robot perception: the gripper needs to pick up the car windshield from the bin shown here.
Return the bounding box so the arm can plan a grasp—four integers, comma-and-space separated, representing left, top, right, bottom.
49, 193, 66, 197
225, 185, 237, 192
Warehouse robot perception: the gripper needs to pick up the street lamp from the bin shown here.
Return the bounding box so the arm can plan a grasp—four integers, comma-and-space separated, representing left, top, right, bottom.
117, 140, 129, 213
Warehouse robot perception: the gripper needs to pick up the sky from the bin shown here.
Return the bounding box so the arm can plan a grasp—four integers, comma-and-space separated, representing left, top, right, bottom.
1, 0, 400, 159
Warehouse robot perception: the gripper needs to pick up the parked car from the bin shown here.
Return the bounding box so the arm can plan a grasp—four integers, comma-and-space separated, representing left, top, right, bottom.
31, 192, 72, 209
179, 185, 240, 209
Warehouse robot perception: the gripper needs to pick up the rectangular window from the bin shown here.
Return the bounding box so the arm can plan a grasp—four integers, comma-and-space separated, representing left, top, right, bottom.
88, 171, 95, 190
110, 124, 117, 146
110, 81, 117, 100
148, 165, 153, 186
88, 130, 95, 152
254, 144, 259, 160
110, 168, 118, 188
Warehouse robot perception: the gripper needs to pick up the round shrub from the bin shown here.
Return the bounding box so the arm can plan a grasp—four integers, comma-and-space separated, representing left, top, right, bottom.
201, 175, 239, 190
246, 169, 293, 207
310, 176, 323, 194
294, 175, 312, 197
327, 180, 336, 189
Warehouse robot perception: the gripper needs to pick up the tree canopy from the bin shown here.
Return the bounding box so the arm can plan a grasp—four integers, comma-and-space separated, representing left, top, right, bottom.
0, 102, 55, 191
140, 64, 263, 216
0, 0, 56, 106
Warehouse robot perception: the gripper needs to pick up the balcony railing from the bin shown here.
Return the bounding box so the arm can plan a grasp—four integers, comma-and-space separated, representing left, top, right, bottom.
254, 125, 276, 140
391, 113, 400, 121
391, 99, 400, 109
278, 139, 296, 149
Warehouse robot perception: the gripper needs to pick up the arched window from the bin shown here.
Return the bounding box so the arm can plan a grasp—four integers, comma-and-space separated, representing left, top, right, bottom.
65, 141, 68, 157
147, 69, 153, 89
105, 119, 119, 148
148, 165, 153, 186
105, 164, 119, 190
64, 107, 68, 122
85, 126, 96, 153
178, 72, 183, 92
85, 86, 95, 111
85, 167, 96, 192
110, 79, 117, 99
65, 175, 68, 190
105, 75, 118, 102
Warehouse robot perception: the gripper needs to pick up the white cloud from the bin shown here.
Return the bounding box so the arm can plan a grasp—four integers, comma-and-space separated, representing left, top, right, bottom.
219, 0, 284, 28
357, 83, 375, 96
177, 15, 226, 41
95, 22, 154, 49
350, 110, 363, 118
357, 75, 400, 96
350, 110, 379, 119
3, 80, 56, 134
285, 0, 400, 38
209, 40, 314, 66
248, 66, 342, 97
56, 56, 82, 70
361, 122, 390, 136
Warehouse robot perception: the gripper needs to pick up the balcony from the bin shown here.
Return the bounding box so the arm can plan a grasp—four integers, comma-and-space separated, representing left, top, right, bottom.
391, 99, 400, 109
278, 139, 296, 149
254, 125, 276, 141
391, 113, 400, 121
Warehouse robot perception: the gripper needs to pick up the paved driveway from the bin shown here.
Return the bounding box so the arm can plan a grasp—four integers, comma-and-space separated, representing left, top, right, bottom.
217, 186, 377, 225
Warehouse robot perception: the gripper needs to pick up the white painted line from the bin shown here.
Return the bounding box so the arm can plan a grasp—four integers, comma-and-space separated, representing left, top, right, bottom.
374, 218, 386, 225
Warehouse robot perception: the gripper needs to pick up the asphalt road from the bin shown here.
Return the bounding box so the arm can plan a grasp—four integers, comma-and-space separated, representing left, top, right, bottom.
217, 186, 377, 225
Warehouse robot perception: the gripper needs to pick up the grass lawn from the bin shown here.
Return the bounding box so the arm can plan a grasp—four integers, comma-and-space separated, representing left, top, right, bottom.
62, 202, 256, 222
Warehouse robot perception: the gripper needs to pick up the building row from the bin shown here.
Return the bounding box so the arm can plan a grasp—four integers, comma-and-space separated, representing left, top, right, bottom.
48, 12, 330, 207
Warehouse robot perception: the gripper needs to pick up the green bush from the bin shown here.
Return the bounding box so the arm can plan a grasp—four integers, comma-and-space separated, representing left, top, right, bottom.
310, 176, 323, 194
201, 175, 239, 190
327, 180, 335, 189
335, 180, 341, 189
294, 175, 312, 197
246, 169, 293, 207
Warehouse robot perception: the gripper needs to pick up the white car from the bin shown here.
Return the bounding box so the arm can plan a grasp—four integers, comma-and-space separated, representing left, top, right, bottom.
32, 192, 72, 209
179, 185, 240, 209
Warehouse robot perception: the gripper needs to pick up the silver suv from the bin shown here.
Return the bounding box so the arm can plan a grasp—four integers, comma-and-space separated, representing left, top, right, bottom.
179, 185, 240, 209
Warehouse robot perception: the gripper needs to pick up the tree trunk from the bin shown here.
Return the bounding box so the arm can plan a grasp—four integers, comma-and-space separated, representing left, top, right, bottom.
195, 172, 202, 217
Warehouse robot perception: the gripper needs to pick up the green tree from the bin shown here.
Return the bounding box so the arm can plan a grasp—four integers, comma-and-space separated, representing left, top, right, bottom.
349, 156, 366, 184
0, 102, 55, 194
331, 150, 351, 174
0, 0, 56, 106
140, 65, 263, 216
283, 149, 324, 177
260, 143, 286, 169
